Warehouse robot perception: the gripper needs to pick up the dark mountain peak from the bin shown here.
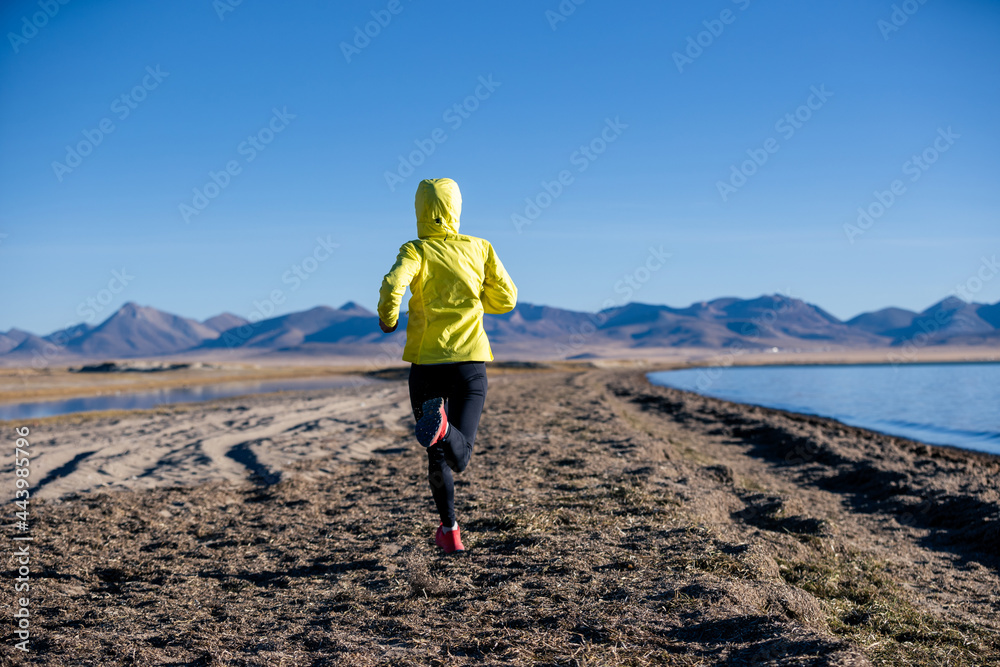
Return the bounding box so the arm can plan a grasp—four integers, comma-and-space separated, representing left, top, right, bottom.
977, 302, 1000, 329
886, 296, 993, 342
710, 294, 808, 318
338, 301, 374, 316
107, 301, 173, 325
671, 297, 737, 318
846, 307, 918, 336
67, 303, 221, 357
9, 332, 67, 356
491, 302, 592, 325
202, 313, 249, 333
598, 302, 677, 328
202, 304, 375, 350
302, 305, 338, 316
107, 302, 193, 324
923, 296, 968, 314
511, 303, 569, 318
601, 301, 666, 312
0, 329, 35, 355
44, 322, 95, 345
3, 328, 33, 344
117, 301, 144, 315
751, 293, 807, 309
703, 296, 742, 309
504, 302, 546, 319
847, 306, 917, 324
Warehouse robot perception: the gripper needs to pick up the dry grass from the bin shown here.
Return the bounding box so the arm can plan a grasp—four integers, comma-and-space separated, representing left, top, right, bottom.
779, 552, 1000, 665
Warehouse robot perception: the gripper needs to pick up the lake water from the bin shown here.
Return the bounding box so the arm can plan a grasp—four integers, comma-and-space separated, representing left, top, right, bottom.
647, 363, 1000, 456
0, 375, 373, 421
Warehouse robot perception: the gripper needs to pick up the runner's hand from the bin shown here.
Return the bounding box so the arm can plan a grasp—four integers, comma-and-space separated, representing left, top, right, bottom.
379, 319, 397, 333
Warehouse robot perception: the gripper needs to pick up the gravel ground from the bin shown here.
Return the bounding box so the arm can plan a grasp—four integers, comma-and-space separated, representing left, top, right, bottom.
2, 367, 997, 666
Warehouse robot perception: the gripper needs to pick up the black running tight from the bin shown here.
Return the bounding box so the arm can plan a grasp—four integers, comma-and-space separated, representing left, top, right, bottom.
408, 361, 487, 526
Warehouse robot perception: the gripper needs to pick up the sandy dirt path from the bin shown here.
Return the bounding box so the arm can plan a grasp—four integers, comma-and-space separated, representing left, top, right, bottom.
9, 379, 411, 499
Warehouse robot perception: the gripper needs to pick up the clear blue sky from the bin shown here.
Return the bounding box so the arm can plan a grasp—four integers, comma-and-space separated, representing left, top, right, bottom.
2, 0, 998, 335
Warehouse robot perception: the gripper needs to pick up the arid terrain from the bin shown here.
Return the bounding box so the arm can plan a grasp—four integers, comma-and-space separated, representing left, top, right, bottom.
2, 365, 998, 665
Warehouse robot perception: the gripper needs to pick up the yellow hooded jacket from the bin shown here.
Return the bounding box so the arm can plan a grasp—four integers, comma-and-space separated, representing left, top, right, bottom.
378, 178, 518, 364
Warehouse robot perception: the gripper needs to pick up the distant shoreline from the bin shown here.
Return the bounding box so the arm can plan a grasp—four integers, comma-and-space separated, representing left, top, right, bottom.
647, 363, 1000, 457
4, 347, 998, 408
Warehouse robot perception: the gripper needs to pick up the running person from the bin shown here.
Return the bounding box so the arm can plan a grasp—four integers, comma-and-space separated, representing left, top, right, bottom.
377, 178, 517, 554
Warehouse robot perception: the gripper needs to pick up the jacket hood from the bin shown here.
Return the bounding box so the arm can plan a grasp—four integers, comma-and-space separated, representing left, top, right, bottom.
415, 178, 461, 238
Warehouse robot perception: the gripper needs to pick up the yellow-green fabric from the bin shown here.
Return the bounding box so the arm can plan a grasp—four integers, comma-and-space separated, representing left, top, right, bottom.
378, 178, 518, 364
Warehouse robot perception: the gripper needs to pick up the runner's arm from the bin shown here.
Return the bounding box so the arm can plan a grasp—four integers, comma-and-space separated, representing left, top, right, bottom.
481, 242, 517, 315
378, 242, 421, 329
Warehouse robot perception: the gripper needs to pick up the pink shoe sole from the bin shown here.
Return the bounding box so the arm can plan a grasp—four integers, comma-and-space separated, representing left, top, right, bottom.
416, 397, 448, 448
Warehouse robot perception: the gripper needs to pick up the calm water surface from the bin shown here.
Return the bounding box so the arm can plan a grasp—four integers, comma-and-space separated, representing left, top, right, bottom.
0, 376, 372, 421
647, 363, 1000, 456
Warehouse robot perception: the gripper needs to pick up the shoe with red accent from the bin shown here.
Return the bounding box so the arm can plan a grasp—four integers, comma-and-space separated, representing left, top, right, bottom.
435, 522, 465, 554
415, 397, 449, 448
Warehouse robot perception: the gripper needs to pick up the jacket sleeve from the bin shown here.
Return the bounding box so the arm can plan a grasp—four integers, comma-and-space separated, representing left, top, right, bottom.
481, 242, 517, 315
378, 242, 421, 327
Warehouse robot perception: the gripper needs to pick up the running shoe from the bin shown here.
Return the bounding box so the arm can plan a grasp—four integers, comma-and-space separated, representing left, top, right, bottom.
415, 397, 448, 448
435, 522, 465, 554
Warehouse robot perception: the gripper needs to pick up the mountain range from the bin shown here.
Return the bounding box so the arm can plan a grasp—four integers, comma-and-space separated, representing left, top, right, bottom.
2, 295, 998, 364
